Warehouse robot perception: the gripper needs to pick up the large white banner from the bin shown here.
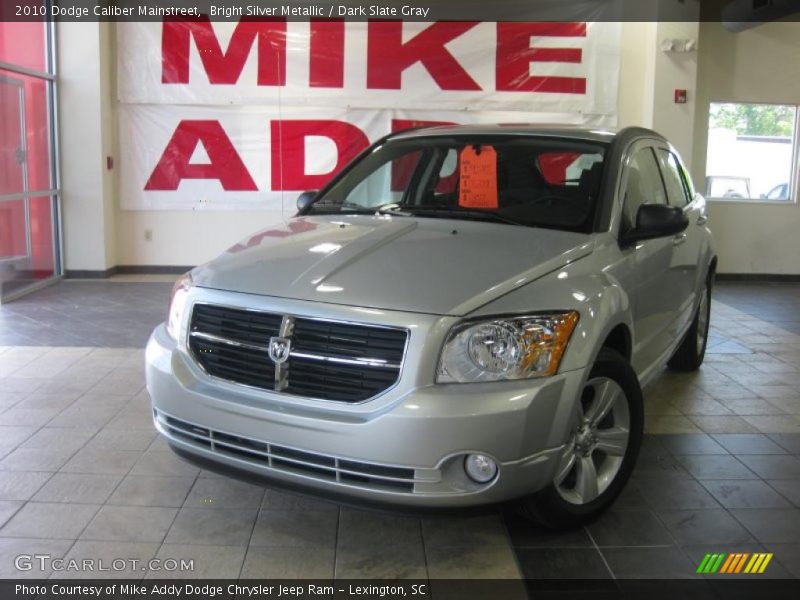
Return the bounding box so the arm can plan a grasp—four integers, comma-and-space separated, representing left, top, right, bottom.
118, 20, 621, 210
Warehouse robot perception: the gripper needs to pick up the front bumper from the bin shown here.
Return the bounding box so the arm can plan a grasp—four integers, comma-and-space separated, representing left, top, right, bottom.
146, 318, 588, 508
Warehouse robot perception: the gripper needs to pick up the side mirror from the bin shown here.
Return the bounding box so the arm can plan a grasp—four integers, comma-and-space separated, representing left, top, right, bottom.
296, 190, 318, 215
622, 204, 689, 245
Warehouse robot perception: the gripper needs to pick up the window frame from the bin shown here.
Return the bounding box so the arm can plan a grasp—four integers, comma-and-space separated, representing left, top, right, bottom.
619, 145, 669, 233
705, 100, 800, 205
657, 148, 692, 208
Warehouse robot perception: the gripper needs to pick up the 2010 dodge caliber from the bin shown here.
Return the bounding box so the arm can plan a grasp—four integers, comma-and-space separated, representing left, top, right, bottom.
146, 126, 716, 527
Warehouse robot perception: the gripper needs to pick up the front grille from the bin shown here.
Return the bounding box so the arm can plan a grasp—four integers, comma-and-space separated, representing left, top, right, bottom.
187, 303, 407, 403
158, 412, 416, 493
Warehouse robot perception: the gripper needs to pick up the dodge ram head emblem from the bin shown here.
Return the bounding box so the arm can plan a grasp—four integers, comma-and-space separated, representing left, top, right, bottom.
268, 337, 291, 364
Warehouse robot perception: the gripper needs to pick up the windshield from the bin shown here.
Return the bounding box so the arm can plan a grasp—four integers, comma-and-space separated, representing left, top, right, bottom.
309, 136, 607, 232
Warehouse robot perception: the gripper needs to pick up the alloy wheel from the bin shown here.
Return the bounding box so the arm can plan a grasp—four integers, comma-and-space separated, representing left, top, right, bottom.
554, 377, 630, 505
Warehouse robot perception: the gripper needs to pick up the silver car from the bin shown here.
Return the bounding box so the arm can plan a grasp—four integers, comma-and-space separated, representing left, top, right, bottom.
146, 126, 716, 527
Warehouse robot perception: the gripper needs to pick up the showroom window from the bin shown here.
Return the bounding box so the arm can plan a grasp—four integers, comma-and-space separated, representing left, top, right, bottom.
705, 102, 799, 202
0, 19, 60, 302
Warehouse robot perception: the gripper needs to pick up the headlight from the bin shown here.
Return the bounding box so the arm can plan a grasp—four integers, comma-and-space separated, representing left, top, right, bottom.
166, 272, 193, 341
437, 312, 579, 383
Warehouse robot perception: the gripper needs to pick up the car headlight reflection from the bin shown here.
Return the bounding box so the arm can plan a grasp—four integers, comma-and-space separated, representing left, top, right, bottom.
437, 312, 579, 383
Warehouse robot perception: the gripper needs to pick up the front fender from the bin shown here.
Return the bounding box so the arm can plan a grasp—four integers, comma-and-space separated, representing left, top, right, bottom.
469, 263, 634, 374
468, 260, 635, 447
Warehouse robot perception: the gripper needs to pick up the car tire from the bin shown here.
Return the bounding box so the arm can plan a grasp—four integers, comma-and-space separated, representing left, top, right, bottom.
667, 278, 712, 372
517, 348, 643, 529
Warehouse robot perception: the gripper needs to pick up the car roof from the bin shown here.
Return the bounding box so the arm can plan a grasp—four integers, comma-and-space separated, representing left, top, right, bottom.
389, 124, 665, 145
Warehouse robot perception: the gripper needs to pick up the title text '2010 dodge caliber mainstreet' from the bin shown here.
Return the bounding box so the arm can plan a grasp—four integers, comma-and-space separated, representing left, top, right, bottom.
146, 126, 716, 527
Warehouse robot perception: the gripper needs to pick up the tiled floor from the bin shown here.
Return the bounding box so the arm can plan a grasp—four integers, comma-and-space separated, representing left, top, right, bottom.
0, 281, 799, 581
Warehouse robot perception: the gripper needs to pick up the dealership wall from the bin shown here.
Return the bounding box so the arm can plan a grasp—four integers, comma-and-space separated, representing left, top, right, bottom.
692, 19, 800, 275
58, 16, 741, 274
115, 21, 669, 269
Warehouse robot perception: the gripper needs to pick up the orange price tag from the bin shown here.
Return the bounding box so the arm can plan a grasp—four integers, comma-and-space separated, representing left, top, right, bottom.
458, 145, 498, 209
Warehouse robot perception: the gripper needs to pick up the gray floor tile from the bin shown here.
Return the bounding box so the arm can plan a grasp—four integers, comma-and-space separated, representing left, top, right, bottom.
338, 509, 420, 550
260, 489, 338, 512
0, 425, 37, 450
129, 449, 200, 477
658, 509, 754, 545
588, 510, 675, 547
765, 543, 800, 578
1, 502, 100, 539
742, 415, 800, 434
250, 509, 337, 548
19, 426, 95, 452
60, 447, 142, 475
0, 448, 73, 472
602, 546, 699, 579
0, 501, 22, 528
335, 542, 427, 579
13, 392, 79, 413
630, 451, 693, 482
657, 433, 728, 455
90, 369, 146, 396
240, 546, 334, 579
0, 408, 61, 428
146, 544, 246, 579
689, 415, 759, 434
701, 479, 793, 509
612, 483, 651, 510
504, 512, 593, 548
0, 537, 74, 578
49, 405, 122, 429
426, 544, 521, 579
768, 433, 800, 454
0, 378, 45, 394
164, 508, 256, 546
87, 429, 156, 452
730, 508, 800, 543
422, 515, 509, 548
711, 434, 787, 455
81, 505, 178, 543
676, 454, 758, 480
183, 477, 265, 510
736, 454, 800, 479
515, 548, 609, 579
638, 479, 722, 510
0, 471, 51, 501
58, 540, 159, 579
107, 475, 195, 508
32, 473, 122, 504
767, 479, 800, 507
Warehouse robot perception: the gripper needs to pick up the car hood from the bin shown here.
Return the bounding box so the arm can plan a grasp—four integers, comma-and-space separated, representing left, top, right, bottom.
192, 215, 594, 316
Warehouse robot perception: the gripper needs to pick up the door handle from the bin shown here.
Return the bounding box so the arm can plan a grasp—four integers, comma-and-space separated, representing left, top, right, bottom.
696, 214, 708, 225
673, 233, 687, 246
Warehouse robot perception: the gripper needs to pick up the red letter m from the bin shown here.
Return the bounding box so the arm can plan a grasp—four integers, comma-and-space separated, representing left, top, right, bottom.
161, 16, 286, 86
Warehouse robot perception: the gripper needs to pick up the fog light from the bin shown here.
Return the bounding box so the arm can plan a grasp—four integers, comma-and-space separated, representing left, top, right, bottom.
464, 454, 498, 483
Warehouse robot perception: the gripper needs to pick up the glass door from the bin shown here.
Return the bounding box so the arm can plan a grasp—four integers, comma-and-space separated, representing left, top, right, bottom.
0, 76, 31, 264
0, 20, 60, 302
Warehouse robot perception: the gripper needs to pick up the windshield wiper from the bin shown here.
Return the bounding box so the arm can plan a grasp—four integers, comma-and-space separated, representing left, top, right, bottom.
397, 206, 529, 227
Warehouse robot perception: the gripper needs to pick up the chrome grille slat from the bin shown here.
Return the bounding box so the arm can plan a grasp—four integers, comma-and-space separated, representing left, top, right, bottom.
157, 412, 416, 492
188, 303, 408, 403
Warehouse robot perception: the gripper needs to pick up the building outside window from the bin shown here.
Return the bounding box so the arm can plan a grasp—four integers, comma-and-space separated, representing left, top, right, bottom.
705, 102, 798, 203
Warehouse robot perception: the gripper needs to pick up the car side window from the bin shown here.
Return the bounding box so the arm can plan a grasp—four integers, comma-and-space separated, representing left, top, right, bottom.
658, 149, 691, 208
621, 148, 667, 231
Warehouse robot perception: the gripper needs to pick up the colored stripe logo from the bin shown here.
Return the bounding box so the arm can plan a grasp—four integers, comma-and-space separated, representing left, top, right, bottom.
696, 552, 773, 574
